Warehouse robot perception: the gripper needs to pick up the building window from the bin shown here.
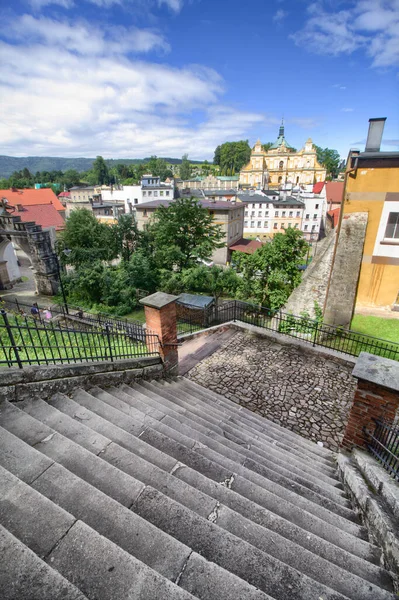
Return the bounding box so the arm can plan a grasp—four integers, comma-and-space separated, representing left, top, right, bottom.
313, 213, 317, 220
265, 222, 269, 228
244, 221, 248, 228
273, 223, 278, 229
278, 176, 282, 183
282, 211, 286, 217
279, 161, 284, 170
134, 199, 138, 204
384, 212, 399, 239
311, 225, 316, 232
315, 204, 319, 209
288, 223, 292, 228
143, 191, 146, 196
265, 211, 269, 216
245, 211, 248, 217
154, 191, 158, 197
281, 223, 285, 229
148, 191, 152, 196
305, 213, 309, 219
274, 211, 278, 217
78, 195, 81, 200
289, 211, 293, 217
166, 191, 170, 196
304, 224, 308, 231
252, 203, 256, 208
258, 211, 262, 217
296, 211, 300, 217
257, 221, 261, 227
251, 211, 255, 217
250, 221, 255, 228
143, 210, 147, 217
160, 191, 164, 196
294, 223, 298, 228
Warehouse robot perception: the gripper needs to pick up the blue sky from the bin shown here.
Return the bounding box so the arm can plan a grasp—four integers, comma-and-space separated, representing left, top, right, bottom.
1, 0, 398, 160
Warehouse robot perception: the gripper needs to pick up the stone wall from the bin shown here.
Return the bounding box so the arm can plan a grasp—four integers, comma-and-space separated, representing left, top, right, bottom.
0, 356, 163, 404
284, 231, 336, 319
324, 212, 368, 327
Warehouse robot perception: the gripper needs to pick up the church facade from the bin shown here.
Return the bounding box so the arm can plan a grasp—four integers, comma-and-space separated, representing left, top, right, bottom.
239, 123, 326, 189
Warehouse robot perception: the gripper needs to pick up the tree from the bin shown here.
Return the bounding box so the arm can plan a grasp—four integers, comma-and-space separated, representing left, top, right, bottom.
179, 154, 192, 180
92, 156, 110, 185
235, 228, 308, 310
214, 141, 251, 173
148, 197, 224, 272
62, 169, 81, 188
213, 145, 221, 166
262, 142, 273, 152
315, 146, 341, 178
58, 208, 117, 266
112, 214, 141, 263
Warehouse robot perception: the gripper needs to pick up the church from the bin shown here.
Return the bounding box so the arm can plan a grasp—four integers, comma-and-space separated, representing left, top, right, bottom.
239, 122, 326, 189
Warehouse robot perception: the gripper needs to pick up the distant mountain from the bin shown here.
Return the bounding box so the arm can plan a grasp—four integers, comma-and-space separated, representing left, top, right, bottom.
0, 155, 205, 178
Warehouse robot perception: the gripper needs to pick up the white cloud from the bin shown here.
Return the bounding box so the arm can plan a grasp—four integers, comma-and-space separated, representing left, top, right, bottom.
7, 14, 169, 55
273, 9, 288, 23
332, 83, 346, 89
341, 108, 354, 112
291, 0, 399, 68
0, 15, 267, 159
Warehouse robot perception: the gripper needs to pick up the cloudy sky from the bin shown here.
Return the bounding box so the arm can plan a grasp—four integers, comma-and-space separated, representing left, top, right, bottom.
1, 0, 398, 160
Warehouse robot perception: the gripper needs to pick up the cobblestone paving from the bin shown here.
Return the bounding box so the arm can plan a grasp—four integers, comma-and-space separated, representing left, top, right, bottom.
187, 330, 357, 450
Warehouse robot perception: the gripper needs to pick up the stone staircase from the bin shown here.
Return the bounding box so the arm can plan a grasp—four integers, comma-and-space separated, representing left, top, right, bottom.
0, 377, 396, 600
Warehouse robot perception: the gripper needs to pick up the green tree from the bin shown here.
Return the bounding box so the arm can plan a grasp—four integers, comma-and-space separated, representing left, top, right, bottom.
148, 197, 224, 272
58, 208, 117, 266
179, 154, 192, 180
315, 146, 341, 178
180, 265, 240, 300
92, 156, 110, 185
213, 145, 221, 166
112, 214, 141, 263
216, 140, 251, 173
62, 169, 81, 188
235, 228, 308, 309
262, 142, 273, 152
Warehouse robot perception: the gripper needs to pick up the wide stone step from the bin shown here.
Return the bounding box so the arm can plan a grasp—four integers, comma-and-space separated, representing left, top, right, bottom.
0, 411, 271, 600
121, 381, 339, 485
32, 391, 388, 587
0, 525, 88, 600
141, 381, 348, 506
176, 378, 336, 462
42, 389, 379, 565
102, 383, 361, 530
159, 379, 341, 483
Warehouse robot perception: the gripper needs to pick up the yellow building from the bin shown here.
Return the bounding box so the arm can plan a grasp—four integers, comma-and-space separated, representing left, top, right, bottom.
239, 122, 326, 189
340, 123, 399, 310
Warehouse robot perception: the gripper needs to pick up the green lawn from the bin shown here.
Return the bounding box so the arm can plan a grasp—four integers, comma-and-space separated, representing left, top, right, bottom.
351, 315, 399, 344
123, 308, 146, 324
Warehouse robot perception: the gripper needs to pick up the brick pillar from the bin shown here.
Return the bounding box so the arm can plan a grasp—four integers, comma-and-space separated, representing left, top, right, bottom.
341, 352, 399, 450
140, 292, 179, 374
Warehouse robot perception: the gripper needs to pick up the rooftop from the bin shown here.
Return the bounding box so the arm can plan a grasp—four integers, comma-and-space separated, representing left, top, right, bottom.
229, 238, 263, 254
1, 188, 65, 212
325, 182, 344, 205
11, 203, 66, 230
177, 293, 215, 308
137, 198, 242, 211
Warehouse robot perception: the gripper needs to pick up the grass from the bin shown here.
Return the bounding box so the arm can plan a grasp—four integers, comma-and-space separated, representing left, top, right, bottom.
351, 315, 399, 344
0, 314, 155, 368
123, 308, 146, 324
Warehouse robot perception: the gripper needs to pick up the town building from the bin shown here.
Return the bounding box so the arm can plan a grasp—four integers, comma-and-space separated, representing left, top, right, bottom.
238, 190, 305, 240
324, 117, 399, 323
141, 175, 174, 204
135, 198, 244, 265
66, 186, 100, 217
101, 185, 142, 215
296, 185, 327, 242
239, 123, 327, 189
176, 174, 240, 190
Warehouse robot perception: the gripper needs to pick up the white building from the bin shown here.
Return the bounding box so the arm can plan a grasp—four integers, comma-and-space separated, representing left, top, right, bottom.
101, 185, 142, 215
239, 190, 305, 240
296, 185, 327, 241
141, 175, 174, 204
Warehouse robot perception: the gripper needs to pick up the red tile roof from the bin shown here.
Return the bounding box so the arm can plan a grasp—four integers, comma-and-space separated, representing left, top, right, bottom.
1, 188, 65, 212
313, 182, 325, 194
229, 238, 262, 254
325, 182, 344, 205
327, 208, 341, 228
58, 191, 71, 198
12, 204, 65, 231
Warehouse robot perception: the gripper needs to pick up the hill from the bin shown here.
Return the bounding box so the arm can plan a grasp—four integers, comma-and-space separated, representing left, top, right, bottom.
0, 155, 205, 178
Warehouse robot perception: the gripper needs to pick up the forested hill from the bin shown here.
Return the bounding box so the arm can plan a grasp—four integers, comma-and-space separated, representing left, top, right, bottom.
0, 155, 204, 178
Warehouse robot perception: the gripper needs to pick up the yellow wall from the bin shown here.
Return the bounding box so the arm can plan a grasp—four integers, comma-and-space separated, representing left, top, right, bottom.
343, 165, 399, 308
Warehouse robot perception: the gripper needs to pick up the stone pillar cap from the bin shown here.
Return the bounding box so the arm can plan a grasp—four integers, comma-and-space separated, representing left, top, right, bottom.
140, 292, 179, 309
353, 352, 399, 393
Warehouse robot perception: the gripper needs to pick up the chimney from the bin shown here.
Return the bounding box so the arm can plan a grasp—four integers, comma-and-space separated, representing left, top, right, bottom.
365, 118, 386, 153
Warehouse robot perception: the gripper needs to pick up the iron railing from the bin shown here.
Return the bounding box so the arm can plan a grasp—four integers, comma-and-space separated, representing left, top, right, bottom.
364, 419, 399, 481
0, 310, 160, 368
176, 299, 399, 362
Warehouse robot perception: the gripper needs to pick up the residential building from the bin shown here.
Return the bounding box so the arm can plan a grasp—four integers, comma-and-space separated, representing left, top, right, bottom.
239, 122, 327, 189
1, 187, 65, 220
238, 190, 305, 240
101, 185, 142, 215
66, 186, 100, 217
141, 175, 174, 204
324, 117, 399, 322
296, 185, 327, 242
135, 198, 244, 265
177, 174, 240, 190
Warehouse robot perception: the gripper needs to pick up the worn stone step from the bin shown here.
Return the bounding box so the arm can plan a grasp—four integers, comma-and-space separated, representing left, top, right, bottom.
0, 525, 88, 600
32, 390, 386, 584
160, 379, 341, 484
144, 381, 348, 506
58, 389, 376, 561
115, 384, 359, 526
132, 486, 356, 600
47, 520, 197, 600
176, 377, 336, 463
122, 381, 338, 486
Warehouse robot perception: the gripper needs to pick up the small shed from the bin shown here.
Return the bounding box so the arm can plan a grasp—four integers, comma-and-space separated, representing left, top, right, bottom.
177, 293, 215, 309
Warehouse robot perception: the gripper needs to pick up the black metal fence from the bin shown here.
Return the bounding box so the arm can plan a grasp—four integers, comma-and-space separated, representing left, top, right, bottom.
364, 419, 399, 481
0, 310, 160, 368
176, 299, 399, 362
